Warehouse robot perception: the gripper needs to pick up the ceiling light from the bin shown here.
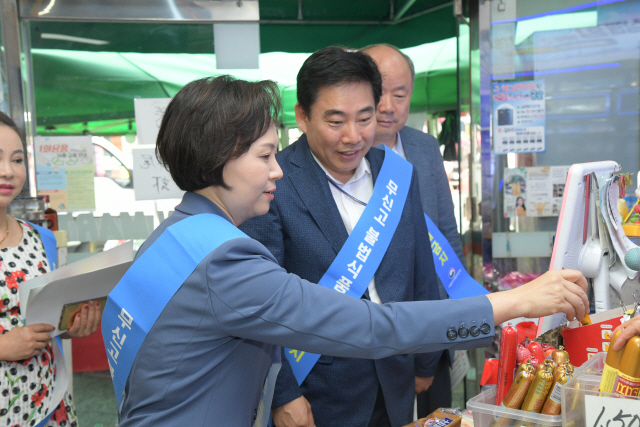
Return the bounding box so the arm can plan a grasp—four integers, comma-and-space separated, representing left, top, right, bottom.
41, 33, 109, 45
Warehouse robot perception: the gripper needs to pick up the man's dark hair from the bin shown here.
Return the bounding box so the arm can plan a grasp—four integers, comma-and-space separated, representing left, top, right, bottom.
0, 111, 26, 145
156, 75, 281, 192
297, 46, 382, 117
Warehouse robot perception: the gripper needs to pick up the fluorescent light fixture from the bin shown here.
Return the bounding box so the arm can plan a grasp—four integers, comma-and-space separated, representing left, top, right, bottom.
492, 0, 625, 25
492, 62, 620, 79
514, 11, 598, 45
41, 33, 109, 45
38, 0, 55, 16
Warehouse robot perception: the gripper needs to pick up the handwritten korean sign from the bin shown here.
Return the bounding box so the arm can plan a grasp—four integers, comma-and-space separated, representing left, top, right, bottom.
585, 394, 640, 427
133, 98, 171, 145
132, 148, 184, 201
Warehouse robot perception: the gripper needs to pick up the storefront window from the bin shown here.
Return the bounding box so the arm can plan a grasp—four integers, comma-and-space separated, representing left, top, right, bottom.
485, 0, 640, 290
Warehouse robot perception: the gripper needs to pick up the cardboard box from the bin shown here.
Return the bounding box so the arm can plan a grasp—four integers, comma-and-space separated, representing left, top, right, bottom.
560, 308, 623, 367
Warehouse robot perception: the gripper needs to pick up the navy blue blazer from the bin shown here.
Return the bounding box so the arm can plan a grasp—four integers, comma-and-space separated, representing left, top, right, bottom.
241, 136, 493, 427
118, 192, 494, 427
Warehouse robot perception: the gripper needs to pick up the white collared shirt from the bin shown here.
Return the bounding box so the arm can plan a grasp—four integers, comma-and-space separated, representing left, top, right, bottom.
311, 152, 382, 304
392, 132, 407, 159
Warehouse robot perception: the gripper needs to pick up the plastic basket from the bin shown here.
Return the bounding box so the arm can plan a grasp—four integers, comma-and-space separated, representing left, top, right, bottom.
562, 352, 640, 427
466, 386, 562, 427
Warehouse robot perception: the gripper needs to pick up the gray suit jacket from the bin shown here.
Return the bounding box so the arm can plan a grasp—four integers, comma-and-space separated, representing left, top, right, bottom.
400, 126, 465, 300
118, 192, 495, 427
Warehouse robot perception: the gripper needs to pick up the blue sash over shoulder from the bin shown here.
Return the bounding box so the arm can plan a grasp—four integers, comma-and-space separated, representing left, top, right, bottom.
27, 222, 60, 427
285, 146, 413, 385
101, 214, 281, 427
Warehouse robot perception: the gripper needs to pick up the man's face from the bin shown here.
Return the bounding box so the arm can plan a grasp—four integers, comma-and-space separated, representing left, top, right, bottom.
295, 82, 377, 184
366, 46, 413, 144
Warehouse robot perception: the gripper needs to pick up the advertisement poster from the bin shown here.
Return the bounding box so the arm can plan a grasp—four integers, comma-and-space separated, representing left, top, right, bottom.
35, 136, 95, 211
132, 148, 184, 201
492, 80, 546, 154
504, 167, 527, 217
504, 166, 569, 218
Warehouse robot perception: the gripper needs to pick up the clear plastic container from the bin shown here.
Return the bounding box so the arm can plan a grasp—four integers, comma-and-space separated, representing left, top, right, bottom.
466, 385, 562, 427
561, 352, 640, 427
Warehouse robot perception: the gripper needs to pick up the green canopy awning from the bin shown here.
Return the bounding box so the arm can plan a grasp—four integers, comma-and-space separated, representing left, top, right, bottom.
34, 38, 460, 134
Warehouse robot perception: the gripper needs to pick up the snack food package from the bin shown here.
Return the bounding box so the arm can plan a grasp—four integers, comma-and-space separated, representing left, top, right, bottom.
560, 308, 623, 366
403, 408, 462, 427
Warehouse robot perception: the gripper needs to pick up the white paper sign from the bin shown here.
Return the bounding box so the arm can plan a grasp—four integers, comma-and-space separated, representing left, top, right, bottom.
132, 147, 184, 201
134, 98, 171, 145
585, 394, 640, 427
450, 350, 470, 392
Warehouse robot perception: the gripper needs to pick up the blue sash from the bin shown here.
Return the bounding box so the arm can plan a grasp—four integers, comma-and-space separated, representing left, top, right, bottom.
27, 222, 59, 427
424, 214, 489, 299
29, 223, 58, 270
286, 146, 412, 385
101, 213, 280, 427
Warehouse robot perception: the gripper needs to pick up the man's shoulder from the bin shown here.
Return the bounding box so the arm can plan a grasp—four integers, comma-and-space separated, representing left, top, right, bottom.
400, 126, 439, 149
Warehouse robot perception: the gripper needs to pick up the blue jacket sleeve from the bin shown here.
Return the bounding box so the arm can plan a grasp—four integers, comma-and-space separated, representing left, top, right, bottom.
239, 199, 303, 408
205, 238, 495, 358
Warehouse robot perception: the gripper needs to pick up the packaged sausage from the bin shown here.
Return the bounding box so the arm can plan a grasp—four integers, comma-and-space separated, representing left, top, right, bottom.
550, 345, 569, 365
495, 324, 518, 405
540, 371, 572, 415
521, 367, 554, 412
613, 336, 640, 397
501, 369, 534, 409
599, 329, 624, 394
527, 341, 545, 363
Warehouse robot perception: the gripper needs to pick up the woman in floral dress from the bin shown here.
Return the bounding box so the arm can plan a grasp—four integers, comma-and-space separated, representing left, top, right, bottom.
0, 112, 101, 427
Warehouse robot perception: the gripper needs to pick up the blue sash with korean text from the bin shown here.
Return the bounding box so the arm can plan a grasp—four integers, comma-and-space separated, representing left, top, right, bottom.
27, 223, 59, 427
286, 146, 412, 385
101, 214, 281, 427
424, 214, 488, 299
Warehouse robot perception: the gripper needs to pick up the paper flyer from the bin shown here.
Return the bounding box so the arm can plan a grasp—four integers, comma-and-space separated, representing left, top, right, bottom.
35, 135, 96, 211
492, 80, 546, 154
504, 166, 569, 218
20, 241, 133, 336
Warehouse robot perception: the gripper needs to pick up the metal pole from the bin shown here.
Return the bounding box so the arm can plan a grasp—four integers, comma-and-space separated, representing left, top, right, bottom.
0, 0, 32, 196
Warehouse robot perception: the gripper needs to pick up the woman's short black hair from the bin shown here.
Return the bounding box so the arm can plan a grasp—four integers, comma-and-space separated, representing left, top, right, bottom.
0, 111, 26, 145
156, 75, 281, 192
297, 46, 382, 117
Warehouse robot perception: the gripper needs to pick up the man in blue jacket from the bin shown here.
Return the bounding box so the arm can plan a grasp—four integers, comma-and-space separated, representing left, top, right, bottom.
240, 47, 484, 427
362, 43, 461, 418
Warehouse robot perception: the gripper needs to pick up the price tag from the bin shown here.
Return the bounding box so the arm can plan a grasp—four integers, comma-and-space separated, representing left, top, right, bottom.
585, 395, 640, 427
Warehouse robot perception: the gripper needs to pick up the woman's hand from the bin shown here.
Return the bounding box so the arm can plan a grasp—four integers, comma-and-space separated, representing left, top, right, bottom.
61, 301, 101, 339
0, 323, 54, 361
612, 315, 640, 351
488, 269, 589, 325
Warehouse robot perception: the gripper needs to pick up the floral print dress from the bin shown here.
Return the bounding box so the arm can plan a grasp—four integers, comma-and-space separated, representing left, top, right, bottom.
0, 219, 78, 427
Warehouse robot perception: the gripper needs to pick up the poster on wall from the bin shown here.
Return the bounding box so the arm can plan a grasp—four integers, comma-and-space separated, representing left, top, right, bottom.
492, 80, 546, 154
504, 166, 569, 218
35, 136, 96, 211
134, 98, 171, 145
132, 148, 184, 201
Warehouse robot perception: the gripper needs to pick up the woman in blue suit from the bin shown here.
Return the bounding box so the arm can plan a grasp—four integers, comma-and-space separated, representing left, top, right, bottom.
106, 75, 589, 426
